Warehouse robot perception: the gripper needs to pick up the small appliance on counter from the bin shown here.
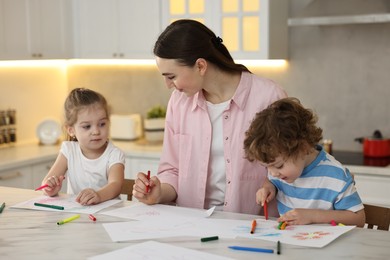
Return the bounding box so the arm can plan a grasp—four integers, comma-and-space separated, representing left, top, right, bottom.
110, 114, 142, 140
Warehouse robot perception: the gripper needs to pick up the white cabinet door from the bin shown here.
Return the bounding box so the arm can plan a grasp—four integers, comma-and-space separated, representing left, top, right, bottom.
161, 0, 288, 60
354, 174, 390, 208
0, 0, 72, 60
76, 0, 161, 59
29, 0, 72, 59
76, 0, 118, 58
0, 0, 30, 60
125, 157, 160, 180
0, 165, 32, 189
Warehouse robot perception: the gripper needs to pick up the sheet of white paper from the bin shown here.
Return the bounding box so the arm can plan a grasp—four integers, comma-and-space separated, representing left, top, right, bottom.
103, 217, 355, 248
88, 241, 233, 260
10, 194, 122, 214
103, 218, 246, 242
101, 202, 215, 221
237, 218, 356, 248
103, 219, 200, 241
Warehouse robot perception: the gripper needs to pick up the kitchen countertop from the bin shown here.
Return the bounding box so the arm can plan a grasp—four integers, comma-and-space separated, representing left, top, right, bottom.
0, 140, 163, 171
1, 143, 390, 177
332, 150, 390, 177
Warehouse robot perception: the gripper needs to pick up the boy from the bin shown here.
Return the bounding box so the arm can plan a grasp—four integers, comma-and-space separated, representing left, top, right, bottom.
244, 97, 365, 227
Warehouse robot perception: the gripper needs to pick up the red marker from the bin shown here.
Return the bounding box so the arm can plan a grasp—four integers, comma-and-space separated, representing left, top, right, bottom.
146, 170, 151, 193
264, 201, 268, 220
35, 184, 49, 191
89, 214, 97, 221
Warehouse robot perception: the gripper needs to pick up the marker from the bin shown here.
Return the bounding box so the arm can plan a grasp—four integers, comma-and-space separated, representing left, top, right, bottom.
228, 246, 274, 254
278, 221, 287, 230
57, 214, 80, 225
146, 170, 151, 192
89, 214, 97, 221
0, 202, 5, 213
200, 236, 219, 242
35, 184, 49, 191
338, 223, 345, 226
330, 220, 337, 226
263, 201, 268, 220
250, 220, 257, 234
34, 202, 64, 210
277, 240, 281, 255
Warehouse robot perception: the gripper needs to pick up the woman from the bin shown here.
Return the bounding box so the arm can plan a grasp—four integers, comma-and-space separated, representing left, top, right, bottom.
133, 19, 287, 215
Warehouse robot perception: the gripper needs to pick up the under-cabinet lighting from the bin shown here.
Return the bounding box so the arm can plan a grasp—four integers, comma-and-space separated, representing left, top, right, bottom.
0, 59, 287, 68
67, 59, 157, 66
236, 59, 287, 67
0, 59, 67, 68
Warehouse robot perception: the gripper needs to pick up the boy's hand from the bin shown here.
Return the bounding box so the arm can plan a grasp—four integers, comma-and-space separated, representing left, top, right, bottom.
278, 209, 312, 225
256, 188, 276, 206
256, 180, 276, 206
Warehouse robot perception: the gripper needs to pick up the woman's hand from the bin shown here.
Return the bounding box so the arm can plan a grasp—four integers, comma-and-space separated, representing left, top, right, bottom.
43, 175, 65, 197
76, 188, 101, 205
133, 172, 161, 205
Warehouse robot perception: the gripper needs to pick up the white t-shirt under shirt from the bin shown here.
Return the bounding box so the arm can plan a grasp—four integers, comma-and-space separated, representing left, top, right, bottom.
205, 100, 230, 210
60, 140, 125, 195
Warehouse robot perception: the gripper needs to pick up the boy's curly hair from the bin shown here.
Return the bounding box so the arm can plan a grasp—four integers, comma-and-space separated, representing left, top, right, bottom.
244, 97, 323, 163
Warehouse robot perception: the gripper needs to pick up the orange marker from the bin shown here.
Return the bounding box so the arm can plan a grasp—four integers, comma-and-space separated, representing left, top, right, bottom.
250, 220, 257, 234
146, 170, 151, 193
263, 201, 268, 220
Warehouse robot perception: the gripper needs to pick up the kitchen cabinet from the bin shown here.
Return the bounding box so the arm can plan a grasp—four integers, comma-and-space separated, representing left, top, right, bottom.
0, 159, 62, 191
288, 0, 390, 26
0, 0, 72, 60
75, 0, 161, 59
161, 0, 288, 60
354, 173, 390, 208
0, 165, 32, 189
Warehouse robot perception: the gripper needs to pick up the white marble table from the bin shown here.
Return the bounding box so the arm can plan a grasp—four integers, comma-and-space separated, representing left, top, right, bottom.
1, 186, 390, 260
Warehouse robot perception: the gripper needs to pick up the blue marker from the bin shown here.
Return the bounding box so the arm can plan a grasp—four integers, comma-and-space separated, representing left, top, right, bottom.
228, 246, 274, 254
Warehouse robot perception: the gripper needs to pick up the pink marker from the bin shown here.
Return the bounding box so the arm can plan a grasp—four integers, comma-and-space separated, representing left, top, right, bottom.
35, 184, 49, 191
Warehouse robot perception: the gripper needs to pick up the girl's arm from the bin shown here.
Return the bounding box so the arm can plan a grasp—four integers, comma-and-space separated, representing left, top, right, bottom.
279, 208, 366, 227
76, 163, 124, 205
41, 153, 68, 197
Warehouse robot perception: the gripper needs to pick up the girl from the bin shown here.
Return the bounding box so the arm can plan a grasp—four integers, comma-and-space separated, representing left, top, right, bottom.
41, 88, 125, 205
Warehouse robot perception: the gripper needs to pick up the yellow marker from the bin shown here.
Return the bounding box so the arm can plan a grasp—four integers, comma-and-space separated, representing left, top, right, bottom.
57, 214, 80, 225
338, 223, 345, 226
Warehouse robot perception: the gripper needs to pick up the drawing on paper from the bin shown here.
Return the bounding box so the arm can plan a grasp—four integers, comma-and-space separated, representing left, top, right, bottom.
292, 231, 332, 240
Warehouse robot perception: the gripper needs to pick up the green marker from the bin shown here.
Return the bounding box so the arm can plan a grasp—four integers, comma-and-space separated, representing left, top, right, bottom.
200, 236, 219, 242
0, 202, 5, 213
34, 202, 64, 210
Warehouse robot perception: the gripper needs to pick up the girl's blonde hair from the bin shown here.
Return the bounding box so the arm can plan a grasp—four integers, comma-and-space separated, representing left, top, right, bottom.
64, 88, 109, 141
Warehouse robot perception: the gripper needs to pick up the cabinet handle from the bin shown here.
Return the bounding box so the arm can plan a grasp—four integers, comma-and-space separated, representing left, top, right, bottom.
0, 171, 22, 180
